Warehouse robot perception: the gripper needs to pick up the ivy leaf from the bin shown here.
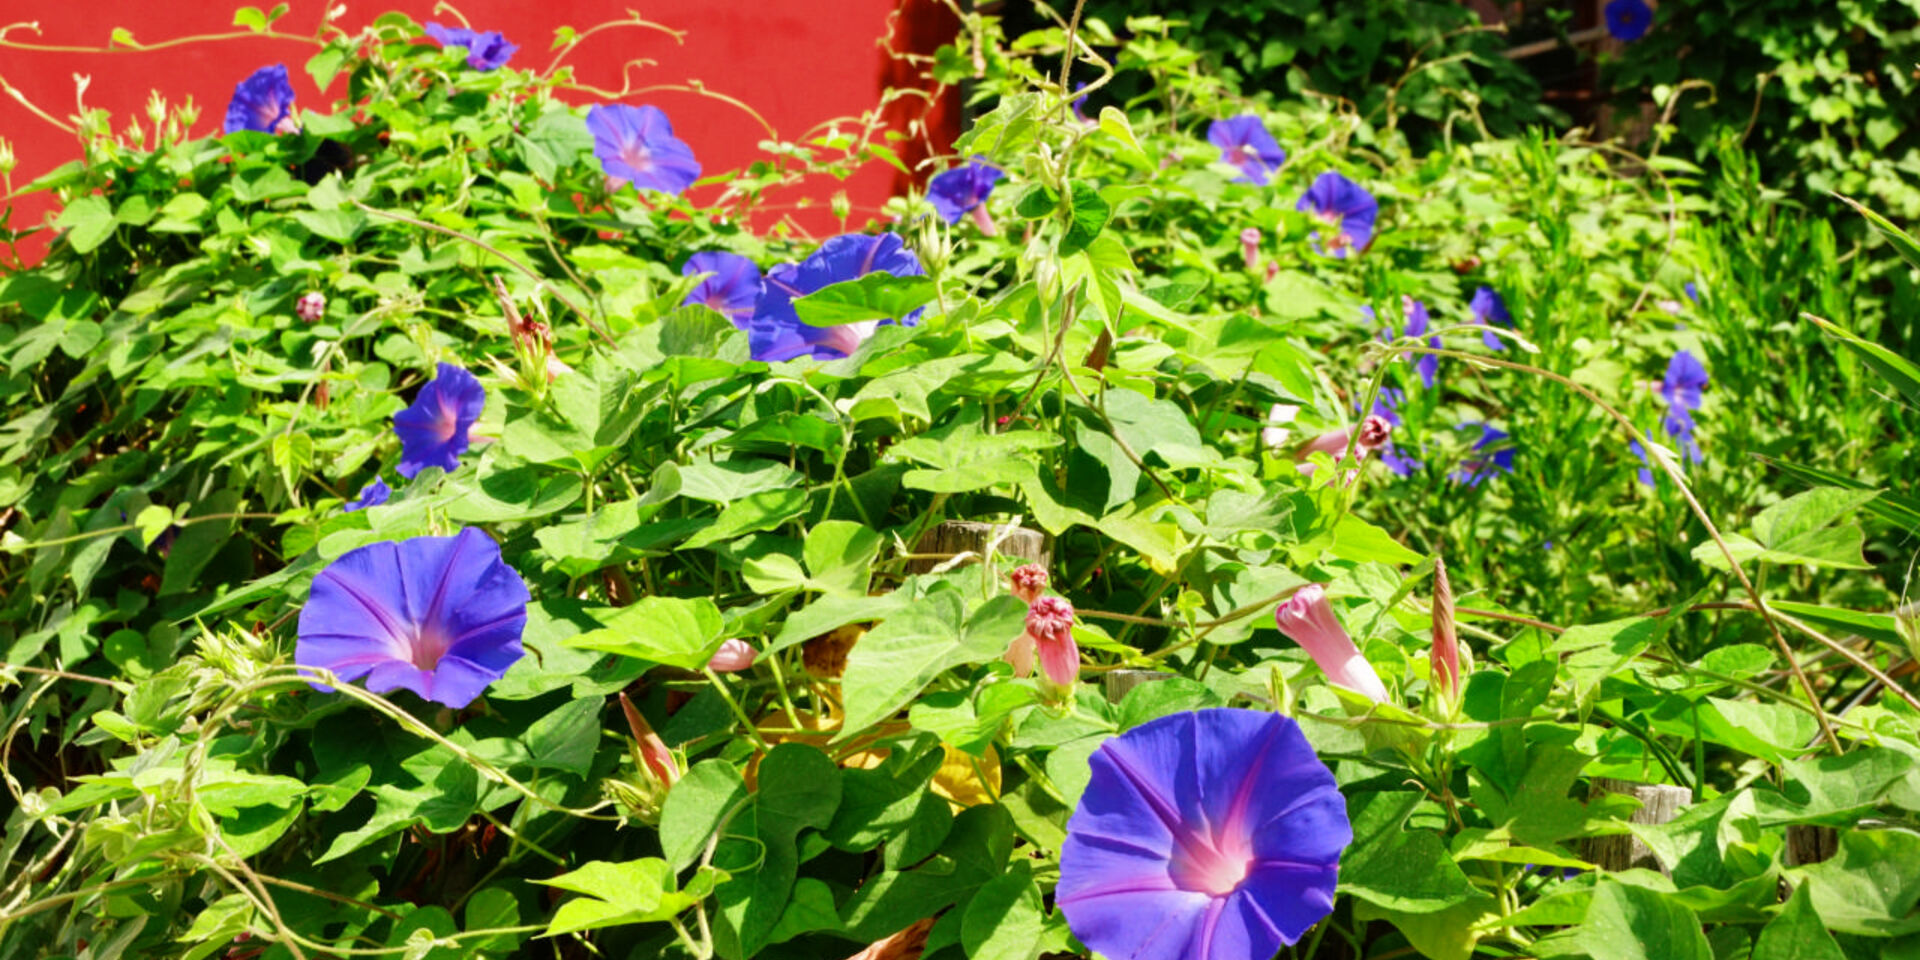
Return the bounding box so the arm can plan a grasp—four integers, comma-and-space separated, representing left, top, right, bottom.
661, 760, 749, 871
1753, 882, 1847, 960
565, 595, 725, 669
792, 272, 937, 326
962, 860, 1045, 960
839, 591, 1017, 738
1574, 879, 1714, 960
537, 858, 719, 937
56, 196, 116, 254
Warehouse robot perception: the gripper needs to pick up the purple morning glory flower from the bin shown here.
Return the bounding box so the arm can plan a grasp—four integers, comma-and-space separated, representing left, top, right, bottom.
1377, 298, 1443, 388
1072, 82, 1092, 124
1450, 422, 1514, 486
1605, 0, 1653, 41
1295, 172, 1378, 258
346, 478, 391, 512
1659, 350, 1709, 437
393, 362, 486, 479
1207, 115, 1287, 186
1058, 708, 1349, 960
1684, 281, 1700, 303
423, 22, 518, 71
1469, 287, 1513, 351
587, 104, 701, 197
927, 156, 1004, 230
296, 528, 530, 708
748, 233, 926, 362
1629, 440, 1657, 487
223, 64, 298, 135
682, 251, 761, 326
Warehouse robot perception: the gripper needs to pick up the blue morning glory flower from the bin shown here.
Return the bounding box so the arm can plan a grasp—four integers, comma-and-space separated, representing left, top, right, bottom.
927, 156, 1004, 227
1450, 422, 1514, 486
748, 233, 926, 362
423, 22, 518, 71
1469, 287, 1513, 351
587, 104, 702, 197
1058, 709, 1349, 960
223, 64, 298, 135
1295, 172, 1378, 258
1684, 281, 1700, 303
296, 528, 530, 708
1659, 350, 1708, 461
1207, 115, 1287, 186
1375, 298, 1442, 388
346, 478, 391, 512
1072, 82, 1092, 124
682, 252, 762, 326
394, 362, 486, 478
1605, 0, 1653, 41
1629, 439, 1657, 487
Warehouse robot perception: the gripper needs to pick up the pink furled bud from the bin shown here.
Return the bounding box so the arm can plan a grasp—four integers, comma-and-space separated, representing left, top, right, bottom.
707, 638, 758, 673
1009, 564, 1049, 604
1264, 260, 1279, 284
969, 202, 999, 237
1294, 415, 1392, 480
1357, 414, 1392, 451
1431, 556, 1459, 701
1240, 227, 1261, 271
295, 291, 326, 321
618, 692, 679, 787
1024, 595, 1079, 686
1273, 584, 1389, 703
1261, 403, 1299, 450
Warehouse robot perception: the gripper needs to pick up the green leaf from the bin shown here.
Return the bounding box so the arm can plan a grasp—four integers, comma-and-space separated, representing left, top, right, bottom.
1754, 883, 1847, 960
1755, 748, 1914, 826
1329, 514, 1423, 565
1839, 194, 1920, 274
134, 504, 174, 549
566, 596, 725, 669
1550, 617, 1659, 707
840, 804, 1013, 941
1340, 792, 1485, 913
661, 759, 748, 871
1767, 601, 1904, 647
1096, 106, 1152, 167
1753, 487, 1880, 548
56, 195, 116, 254
674, 459, 802, 504
521, 698, 602, 777
680, 488, 809, 551
838, 591, 1018, 738
233, 6, 268, 30
962, 861, 1044, 960
1788, 829, 1920, 935
800, 520, 882, 595
791, 272, 937, 326
1806, 311, 1920, 408
1059, 180, 1111, 258
714, 744, 842, 958
538, 858, 713, 936
1575, 879, 1714, 960
293, 208, 368, 244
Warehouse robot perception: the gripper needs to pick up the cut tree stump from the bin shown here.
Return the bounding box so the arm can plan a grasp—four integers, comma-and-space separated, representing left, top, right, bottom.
1580, 779, 1691, 873
1102, 669, 1172, 703
905, 520, 1049, 574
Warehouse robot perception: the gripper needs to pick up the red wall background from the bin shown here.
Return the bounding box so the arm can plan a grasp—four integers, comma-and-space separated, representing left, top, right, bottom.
0, 1, 958, 264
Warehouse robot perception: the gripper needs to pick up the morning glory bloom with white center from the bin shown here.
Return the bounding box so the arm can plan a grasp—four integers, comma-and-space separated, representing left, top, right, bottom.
296, 528, 530, 709
1058, 708, 1350, 960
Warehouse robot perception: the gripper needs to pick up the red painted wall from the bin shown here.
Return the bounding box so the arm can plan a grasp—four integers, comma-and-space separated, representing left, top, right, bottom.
0, 1, 956, 265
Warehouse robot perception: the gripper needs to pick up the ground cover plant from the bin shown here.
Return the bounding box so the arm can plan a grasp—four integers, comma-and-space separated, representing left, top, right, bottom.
2, 4, 1920, 959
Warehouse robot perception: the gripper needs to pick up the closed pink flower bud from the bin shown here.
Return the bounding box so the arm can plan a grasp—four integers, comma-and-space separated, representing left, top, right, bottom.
1274, 584, 1389, 703
1262, 403, 1299, 450
1024, 595, 1079, 686
1240, 227, 1262, 271
618, 692, 679, 787
707, 638, 758, 673
1295, 414, 1392, 482
296, 291, 326, 321
1431, 556, 1459, 701
969, 202, 999, 237
1009, 564, 1049, 605
1264, 260, 1280, 283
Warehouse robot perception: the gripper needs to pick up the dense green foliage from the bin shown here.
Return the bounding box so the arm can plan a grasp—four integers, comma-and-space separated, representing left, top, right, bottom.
1, 6, 1918, 960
